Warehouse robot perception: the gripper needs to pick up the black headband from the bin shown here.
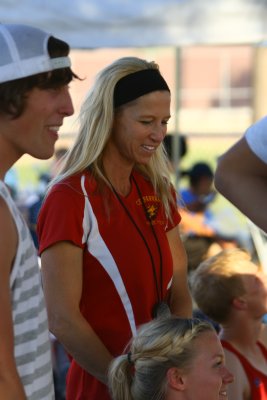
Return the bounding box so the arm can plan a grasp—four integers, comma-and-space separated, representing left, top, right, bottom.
114, 69, 170, 108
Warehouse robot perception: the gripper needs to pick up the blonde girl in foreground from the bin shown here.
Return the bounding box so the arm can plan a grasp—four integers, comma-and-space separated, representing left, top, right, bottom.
108, 317, 233, 400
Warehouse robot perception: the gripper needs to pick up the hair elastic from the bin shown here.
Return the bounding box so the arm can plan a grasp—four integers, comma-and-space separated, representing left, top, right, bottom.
114, 69, 170, 108
127, 352, 134, 365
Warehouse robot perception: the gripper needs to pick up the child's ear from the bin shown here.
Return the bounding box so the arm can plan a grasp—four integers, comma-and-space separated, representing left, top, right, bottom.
232, 296, 247, 310
166, 367, 186, 391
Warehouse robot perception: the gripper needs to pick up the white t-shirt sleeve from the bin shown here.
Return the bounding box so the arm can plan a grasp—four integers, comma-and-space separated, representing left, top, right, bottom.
245, 116, 267, 164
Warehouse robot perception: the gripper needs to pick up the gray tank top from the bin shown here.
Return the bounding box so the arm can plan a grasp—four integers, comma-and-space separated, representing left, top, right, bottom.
0, 181, 54, 399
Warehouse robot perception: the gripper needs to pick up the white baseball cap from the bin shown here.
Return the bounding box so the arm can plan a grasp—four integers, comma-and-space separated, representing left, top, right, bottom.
0, 24, 71, 83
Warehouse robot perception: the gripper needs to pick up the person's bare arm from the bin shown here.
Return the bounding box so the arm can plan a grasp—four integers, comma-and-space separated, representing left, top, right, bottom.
223, 348, 250, 400
215, 137, 267, 233
41, 241, 113, 384
0, 198, 27, 399
167, 225, 193, 317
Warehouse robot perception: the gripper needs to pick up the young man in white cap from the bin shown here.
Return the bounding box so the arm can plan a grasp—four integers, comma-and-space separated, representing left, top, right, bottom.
0, 24, 76, 399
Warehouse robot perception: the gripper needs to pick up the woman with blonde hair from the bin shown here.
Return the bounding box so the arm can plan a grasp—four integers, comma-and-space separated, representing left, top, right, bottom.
37, 56, 192, 399
109, 317, 233, 400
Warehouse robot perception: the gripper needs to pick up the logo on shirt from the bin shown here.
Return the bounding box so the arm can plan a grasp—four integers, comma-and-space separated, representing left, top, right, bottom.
146, 203, 158, 220
136, 195, 163, 224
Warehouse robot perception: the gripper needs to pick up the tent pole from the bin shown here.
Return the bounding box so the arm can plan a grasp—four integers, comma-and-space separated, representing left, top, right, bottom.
173, 46, 181, 190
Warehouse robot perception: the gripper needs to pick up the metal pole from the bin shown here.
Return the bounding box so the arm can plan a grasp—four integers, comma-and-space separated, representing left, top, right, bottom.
173, 46, 181, 190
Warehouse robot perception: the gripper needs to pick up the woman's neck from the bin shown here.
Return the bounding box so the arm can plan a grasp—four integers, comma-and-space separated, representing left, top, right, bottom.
102, 153, 134, 196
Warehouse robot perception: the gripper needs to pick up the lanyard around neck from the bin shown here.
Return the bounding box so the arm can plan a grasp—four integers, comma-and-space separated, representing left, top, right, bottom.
108, 174, 163, 307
